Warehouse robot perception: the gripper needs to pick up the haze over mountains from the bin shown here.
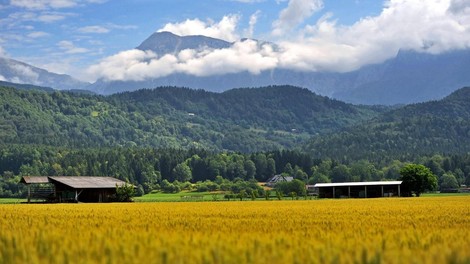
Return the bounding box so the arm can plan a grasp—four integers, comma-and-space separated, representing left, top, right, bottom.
0, 57, 89, 91
1, 31, 470, 105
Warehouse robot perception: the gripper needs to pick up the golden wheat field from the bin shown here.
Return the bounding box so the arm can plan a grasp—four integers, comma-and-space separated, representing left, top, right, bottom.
0, 197, 469, 264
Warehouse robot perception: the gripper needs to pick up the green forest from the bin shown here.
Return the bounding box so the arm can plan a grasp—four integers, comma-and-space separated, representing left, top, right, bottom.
1, 84, 470, 198
0, 85, 383, 152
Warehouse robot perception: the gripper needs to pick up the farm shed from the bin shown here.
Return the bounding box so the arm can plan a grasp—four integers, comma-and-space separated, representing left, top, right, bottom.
265, 175, 294, 187
313, 181, 402, 198
20, 176, 130, 203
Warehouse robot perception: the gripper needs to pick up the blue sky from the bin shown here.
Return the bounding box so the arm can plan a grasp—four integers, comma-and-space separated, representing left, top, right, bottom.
1, 0, 469, 82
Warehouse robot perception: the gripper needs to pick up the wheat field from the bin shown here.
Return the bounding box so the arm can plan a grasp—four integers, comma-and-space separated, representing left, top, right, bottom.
1, 196, 469, 264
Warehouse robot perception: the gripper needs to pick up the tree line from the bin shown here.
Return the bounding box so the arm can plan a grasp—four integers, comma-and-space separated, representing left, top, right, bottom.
1, 146, 468, 197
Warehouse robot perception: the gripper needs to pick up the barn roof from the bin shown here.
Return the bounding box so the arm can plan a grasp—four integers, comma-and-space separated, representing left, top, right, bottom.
20, 176, 50, 184
48, 176, 128, 189
313, 181, 402, 188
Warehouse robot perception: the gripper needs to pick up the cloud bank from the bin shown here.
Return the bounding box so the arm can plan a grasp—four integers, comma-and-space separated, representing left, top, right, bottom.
88, 0, 470, 82
158, 15, 240, 42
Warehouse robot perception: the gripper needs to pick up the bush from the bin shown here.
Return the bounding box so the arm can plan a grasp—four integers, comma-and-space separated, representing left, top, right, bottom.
116, 182, 135, 202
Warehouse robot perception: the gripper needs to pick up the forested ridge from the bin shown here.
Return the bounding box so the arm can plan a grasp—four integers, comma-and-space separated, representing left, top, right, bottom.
304, 87, 470, 161
0, 85, 383, 152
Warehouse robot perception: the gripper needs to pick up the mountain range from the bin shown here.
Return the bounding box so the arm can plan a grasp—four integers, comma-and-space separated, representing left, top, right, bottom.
0, 57, 89, 91
2, 82, 470, 159
88, 32, 470, 105
1, 31, 470, 105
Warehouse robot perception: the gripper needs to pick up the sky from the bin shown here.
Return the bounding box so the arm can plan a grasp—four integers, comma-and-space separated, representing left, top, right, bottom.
1, 0, 470, 82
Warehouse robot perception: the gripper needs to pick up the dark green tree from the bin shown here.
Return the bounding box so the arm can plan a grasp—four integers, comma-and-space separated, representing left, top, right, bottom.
440, 172, 459, 191
399, 164, 437, 197
172, 163, 192, 182
115, 182, 136, 202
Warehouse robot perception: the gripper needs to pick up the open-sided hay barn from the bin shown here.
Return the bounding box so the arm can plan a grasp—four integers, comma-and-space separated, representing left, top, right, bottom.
313, 181, 402, 198
20, 176, 129, 203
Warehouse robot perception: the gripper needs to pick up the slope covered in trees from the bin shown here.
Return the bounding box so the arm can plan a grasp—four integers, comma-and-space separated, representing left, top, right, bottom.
304, 87, 470, 161
0, 85, 383, 152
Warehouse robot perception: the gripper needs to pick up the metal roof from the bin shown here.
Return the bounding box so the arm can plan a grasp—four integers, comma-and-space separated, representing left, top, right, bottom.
20, 176, 51, 184
48, 176, 128, 189
314, 181, 402, 188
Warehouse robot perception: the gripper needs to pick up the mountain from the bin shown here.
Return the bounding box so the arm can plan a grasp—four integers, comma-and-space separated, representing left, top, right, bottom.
0, 57, 89, 91
137, 31, 232, 54
333, 50, 470, 105
304, 86, 470, 161
89, 32, 470, 105
0, 85, 384, 152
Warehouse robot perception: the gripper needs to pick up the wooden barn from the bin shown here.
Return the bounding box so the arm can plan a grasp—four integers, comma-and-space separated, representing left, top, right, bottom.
313, 181, 402, 198
20, 176, 130, 203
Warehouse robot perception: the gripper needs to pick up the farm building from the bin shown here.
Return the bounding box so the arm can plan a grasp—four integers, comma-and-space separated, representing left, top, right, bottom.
265, 174, 294, 187
313, 181, 402, 198
20, 176, 130, 203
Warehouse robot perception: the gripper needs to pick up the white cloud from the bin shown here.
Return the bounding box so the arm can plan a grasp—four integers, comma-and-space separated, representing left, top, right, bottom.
78, 25, 110, 34
27, 31, 50, 38
176, 40, 278, 76
87, 40, 278, 81
231, 0, 265, 2
272, 0, 324, 36
245, 10, 261, 38
10, 0, 78, 10
287, 0, 470, 72
0, 46, 7, 57
87, 0, 470, 82
9, 63, 40, 84
158, 15, 240, 42
9, 0, 107, 10
58, 40, 89, 54
3, 11, 70, 24
37, 12, 67, 22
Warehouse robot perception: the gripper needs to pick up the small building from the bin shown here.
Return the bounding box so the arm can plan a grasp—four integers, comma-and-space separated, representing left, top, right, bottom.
20, 176, 130, 203
313, 181, 402, 198
265, 174, 294, 187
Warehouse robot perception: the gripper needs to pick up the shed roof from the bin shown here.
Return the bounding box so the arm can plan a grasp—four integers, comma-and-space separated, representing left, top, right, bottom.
314, 181, 402, 188
20, 176, 50, 184
266, 175, 294, 183
48, 176, 128, 189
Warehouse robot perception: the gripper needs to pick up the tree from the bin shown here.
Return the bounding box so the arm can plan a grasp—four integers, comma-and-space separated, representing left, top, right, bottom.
266, 158, 276, 177
244, 160, 256, 180
440, 172, 459, 191
399, 164, 437, 197
172, 163, 192, 182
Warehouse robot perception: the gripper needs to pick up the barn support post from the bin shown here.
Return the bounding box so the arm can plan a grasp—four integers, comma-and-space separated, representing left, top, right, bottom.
348, 186, 351, 198
364, 186, 367, 198
332, 187, 336, 198
398, 185, 401, 197
27, 185, 31, 203
75, 189, 83, 202
381, 185, 384, 197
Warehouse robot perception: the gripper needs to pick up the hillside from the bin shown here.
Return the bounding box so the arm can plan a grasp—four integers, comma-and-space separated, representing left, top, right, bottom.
0, 85, 383, 152
304, 87, 470, 161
